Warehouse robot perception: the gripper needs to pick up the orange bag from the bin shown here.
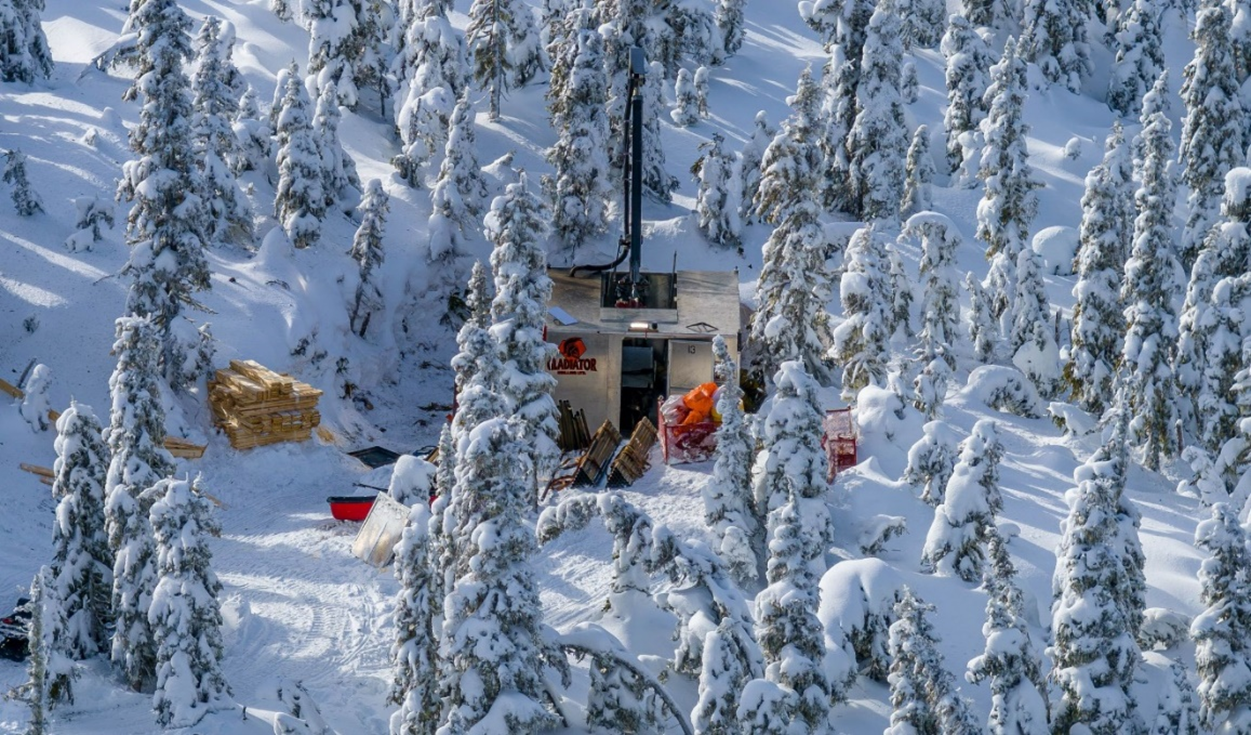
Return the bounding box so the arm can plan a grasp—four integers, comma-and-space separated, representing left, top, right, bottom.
681, 382, 718, 424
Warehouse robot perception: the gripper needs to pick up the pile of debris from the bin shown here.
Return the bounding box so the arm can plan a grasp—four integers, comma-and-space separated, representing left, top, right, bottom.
208, 360, 322, 449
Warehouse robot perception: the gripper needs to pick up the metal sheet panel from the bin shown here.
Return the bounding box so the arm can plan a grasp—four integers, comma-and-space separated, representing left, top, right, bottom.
547, 331, 619, 432
668, 339, 714, 394
351, 493, 410, 567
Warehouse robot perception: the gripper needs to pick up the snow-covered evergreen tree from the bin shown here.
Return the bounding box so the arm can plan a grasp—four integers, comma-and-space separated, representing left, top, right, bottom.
392, 0, 466, 185
714, 0, 746, 57
348, 179, 389, 338
0, 0, 53, 83
903, 419, 960, 506
314, 81, 363, 214
274, 62, 327, 249
813, 0, 874, 212
351, 0, 397, 115
641, 60, 679, 202
749, 68, 834, 384
1152, 658, 1202, 735
428, 94, 487, 266
191, 16, 251, 247
148, 476, 230, 728
544, 24, 611, 255
692, 621, 754, 735
104, 316, 174, 693
19, 363, 50, 433
66, 195, 116, 251
886, 588, 979, 735
466, 0, 519, 119
1192, 502, 1251, 731
1049, 422, 1143, 735
692, 133, 743, 253
49, 402, 113, 660
901, 125, 934, 217
3, 148, 42, 216
13, 567, 76, 732
437, 418, 556, 734
705, 335, 757, 585
1179, 4, 1245, 271
389, 501, 438, 735
830, 222, 892, 398
694, 65, 711, 117
738, 110, 774, 225
920, 419, 1002, 582
903, 212, 961, 416
966, 271, 998, 362
671, 67, 700, 126
1010, 248, 1062, 398
306, 0, 360, 108
451, 260, 494, 400
1107, 0, 1165, 118
845, 0, 907, 223
1123, 78, 1181, 472
966, 531, 1050, 735
1066, 123, 1133, 414
1018, 0, 1091, 91
978, 37, 1042, 332
232, 86, 272, 176
485, 171, 560, 491
941, 15, 992, 177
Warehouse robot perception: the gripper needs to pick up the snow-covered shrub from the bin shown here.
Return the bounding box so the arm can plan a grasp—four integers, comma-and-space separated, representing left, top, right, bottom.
903, 420, 960, 506
1139, 608, 1192, 651
961, 366, 1043, 418
387, 455, 436, 507
1032, 225, 1079, 276
818, 558, 904, 682
1048, 401, 1098, 437
859, 515, 906, 556
65, 195, 115, 251
20, 363, 51, 432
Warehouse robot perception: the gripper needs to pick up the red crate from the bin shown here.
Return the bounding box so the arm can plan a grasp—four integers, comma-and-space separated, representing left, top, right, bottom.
658, 398, 719, 465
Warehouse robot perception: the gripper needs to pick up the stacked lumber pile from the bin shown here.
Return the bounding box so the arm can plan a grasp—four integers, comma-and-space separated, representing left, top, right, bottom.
208, 360, 322, 449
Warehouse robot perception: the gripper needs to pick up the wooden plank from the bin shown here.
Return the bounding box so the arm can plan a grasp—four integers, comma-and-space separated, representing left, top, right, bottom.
20, 463, 54, 478
0, 377, 23, 399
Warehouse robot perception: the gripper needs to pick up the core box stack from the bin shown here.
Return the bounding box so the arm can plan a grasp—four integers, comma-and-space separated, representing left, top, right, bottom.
208, 360, 323, 449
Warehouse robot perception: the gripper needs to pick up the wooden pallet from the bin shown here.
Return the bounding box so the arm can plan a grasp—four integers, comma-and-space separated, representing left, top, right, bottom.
607, 418, 657, 488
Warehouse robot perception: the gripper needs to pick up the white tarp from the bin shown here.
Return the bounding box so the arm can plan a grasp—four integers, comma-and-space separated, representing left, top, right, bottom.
351, 492, 410, 567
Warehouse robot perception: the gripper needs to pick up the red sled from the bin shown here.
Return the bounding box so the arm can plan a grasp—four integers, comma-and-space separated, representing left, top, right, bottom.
327, 495, 375, 522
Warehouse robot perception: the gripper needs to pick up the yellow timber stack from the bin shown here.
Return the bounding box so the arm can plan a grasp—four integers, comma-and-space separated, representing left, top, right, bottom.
208, 360, 323, 449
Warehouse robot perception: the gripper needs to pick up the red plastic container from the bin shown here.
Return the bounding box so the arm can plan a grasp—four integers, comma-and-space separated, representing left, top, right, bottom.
327, 495, 376, 521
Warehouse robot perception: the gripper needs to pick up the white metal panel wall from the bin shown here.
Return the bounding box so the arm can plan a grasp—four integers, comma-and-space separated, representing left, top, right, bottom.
668, 339, 714, 394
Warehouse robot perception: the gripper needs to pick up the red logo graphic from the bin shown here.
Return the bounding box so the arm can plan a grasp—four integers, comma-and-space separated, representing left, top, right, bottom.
549, 337, 597, 375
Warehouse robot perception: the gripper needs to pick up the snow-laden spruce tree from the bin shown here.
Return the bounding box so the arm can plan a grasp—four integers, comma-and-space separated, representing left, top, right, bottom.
49, 402, 113, 660
813, 0, 874, 212
1018, 0, 1091, 92
392, 0, 466, 186
1107, 0, 1164, 118
148, 476, 230, 728
714, 0, 746, 57
886, 588, 980, 735
739, 110, 774, 226
920, 419, 1003, 582
902, 213, 961, 417
0, 0, 53, 83
1177, 171, 1251, 451
232, 86, 271, 177
66, 195, 116, 251
966, 531, 1049, 735
641, 60, 679, 202
104, 316, 174, 693
1049, 422, 1143, 735
671, 67, 700, 126
428, 94, 487, 266
13, 567, 76, 733
694, 65, 711, 117
390, 501, 438, 735
466, 0, 515, 120
351, 0, 397, 115
348, 179, 389, 338
749, 67, 834, 384
115, 0, 214, 391
314, 81, 362, 216
941, 15, 992, 177
191, 16, 251, 247
901, 125, 934, 217
1179, 4, 1245, 272
543, 24, 611, 255
845, 0, 907, 224
692, 619, 757, 735
1192, 502, 1251, 731
829, 222, 892, 398
3, 148, 42, 215
19, 363, 50, 432
437, 417, 556, 734
274, 63, 327, 249
705, 335, 758, 585
692, 133, 743, 253
485, 171, 560, 491
1152, 658, 1202, 735
903, 419, 960, 506
451, 260, 494, 401
1194, 275, 1251, 452
977, 37, 1042, 332
1066, 123, 1132, 414
1009, 248, 1062, 398
1123, 76, 1182, 472
306, 0, 360, 107
966, 271, 998, 363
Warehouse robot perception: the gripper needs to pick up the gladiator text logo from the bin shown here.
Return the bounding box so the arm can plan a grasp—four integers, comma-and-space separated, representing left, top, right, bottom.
549, 337, 598, 375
